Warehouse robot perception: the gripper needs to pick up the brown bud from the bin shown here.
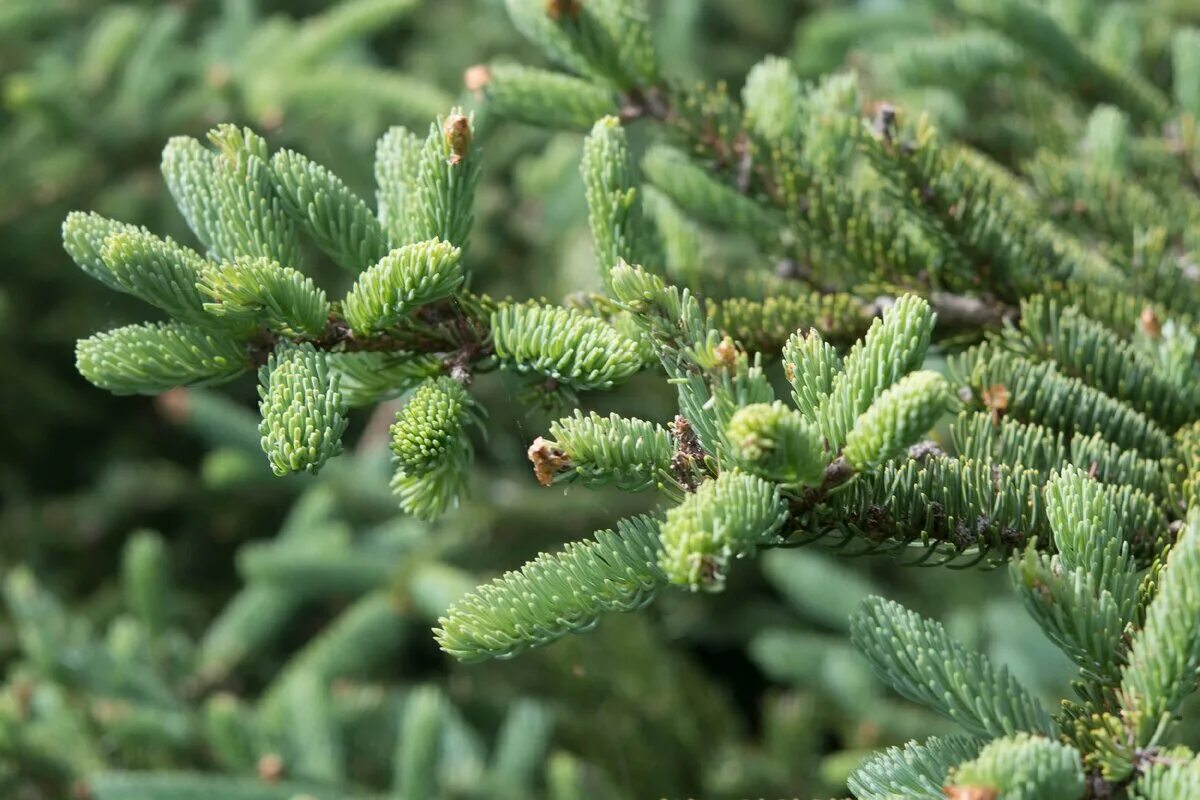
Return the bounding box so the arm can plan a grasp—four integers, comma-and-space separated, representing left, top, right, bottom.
528, 437, 571, 487
985, 391, 1009, 413
258, 753, 285, 783
546, 0, 581, 21
713, 336, 738, 368
464, 64, 492, 96
444, 114, 472, 166
981, 383, 1010, 425
155, 387, 190, 423
1140, 306, 1162, 338
258, 107, 284, 131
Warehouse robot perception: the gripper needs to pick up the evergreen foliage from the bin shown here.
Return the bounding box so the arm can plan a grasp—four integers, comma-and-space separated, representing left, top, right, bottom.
434, 514, 665, 662
76, 322, 248, 395
726, 402, 825, 486
342, 239, 464, 335
27, 0, 1200, 796
257, 343, 348, 477
850, 596, 1056, 740
491, 303, 644, 391
389, 376, 480, 520
198, 257, 330, 338
657, 470, 789, 591
534, 411, 673, 491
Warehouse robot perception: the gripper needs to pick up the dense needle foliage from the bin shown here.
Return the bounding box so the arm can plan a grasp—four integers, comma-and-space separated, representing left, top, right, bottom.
9, 1, 1200, 798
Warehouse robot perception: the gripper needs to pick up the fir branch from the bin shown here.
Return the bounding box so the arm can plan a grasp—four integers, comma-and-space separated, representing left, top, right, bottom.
1134, 753, 1200, 800
946, 733, 1085, 799
257, 342, 348, 476
814, 293, 935, 453
342, 239, 464, 335
98, 230, 219, 328
641, 144, 784, 244
958, 0, 1171, 125
532, 410, 673, 491
434, 514, 666, 662
491, 303, 644, 391
1001, 297, 1197, 431
406, 111, 481, 253
799, 456, 1044, 562
850, 596, 1057, 739
658, 470, 789, 591
951, 344, 1172, 458
1118, 508, 1200, 749
842, 370, 953, 470
581, 116, 655, 288
782, 328, 841, 422
270, 148, 390, 273
62, 211, 151, 292
389, 376, 480, 520
726, 402, 825, 487
478, 63, 618, 131
198, 257, 330, 338
374, 125, 423, 245
849, 735, 983, 800
77, 322, 249, 395
710, 292, 871, 354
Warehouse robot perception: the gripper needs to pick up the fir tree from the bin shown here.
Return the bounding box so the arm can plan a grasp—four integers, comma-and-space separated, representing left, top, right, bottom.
43, 0, 1200, 797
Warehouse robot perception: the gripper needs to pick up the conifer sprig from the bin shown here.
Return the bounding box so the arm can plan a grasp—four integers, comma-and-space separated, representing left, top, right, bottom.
60, 11, 1200, 796
658, 470, 789, 591
491, 303, 644, 391
76, 322, 249, 395
257, 343, 348, 476
533, 410, 673, 491
433, 514, 666, 662
198, 257, 330, 337
851, 596, 1056, 739
389, 376, 480, 520
342, 239, 464, 335
270, 148, 390, 273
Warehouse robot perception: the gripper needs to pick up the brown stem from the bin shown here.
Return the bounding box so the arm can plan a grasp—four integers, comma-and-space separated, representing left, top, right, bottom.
248, 299, 494, 382
871, 291, 1015, 331
793, 456, 856, 512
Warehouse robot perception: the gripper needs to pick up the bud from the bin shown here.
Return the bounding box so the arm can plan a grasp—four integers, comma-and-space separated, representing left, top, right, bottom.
713, 336, 739, 368
1140, 306, 1162, 338
843, 370, 951, 469
528, 436, 571, 486
981, 382, 1010, 425
257, 753, 285, 783
546, 0, 581, 21
464, 64, 492, 95
444, 114, 472, 166
726, 402, 825, 486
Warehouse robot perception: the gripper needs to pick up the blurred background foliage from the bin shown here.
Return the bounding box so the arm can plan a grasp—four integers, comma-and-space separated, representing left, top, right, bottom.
0, 1, 1137, 798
